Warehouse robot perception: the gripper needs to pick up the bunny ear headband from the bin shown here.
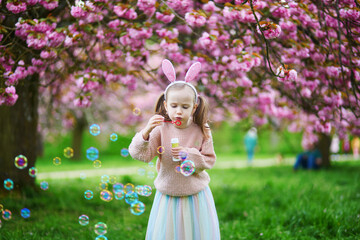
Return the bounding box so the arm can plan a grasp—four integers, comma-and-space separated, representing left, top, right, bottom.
162, 59, 201, 103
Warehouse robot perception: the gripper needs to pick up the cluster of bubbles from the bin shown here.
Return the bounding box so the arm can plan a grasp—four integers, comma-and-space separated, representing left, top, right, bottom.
0, 204, 31, 227
137, 162, 156, 179
173, 151, 196, 177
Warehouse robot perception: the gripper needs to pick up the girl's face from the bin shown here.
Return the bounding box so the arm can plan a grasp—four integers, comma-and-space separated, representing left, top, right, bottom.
164, 86, 197, 129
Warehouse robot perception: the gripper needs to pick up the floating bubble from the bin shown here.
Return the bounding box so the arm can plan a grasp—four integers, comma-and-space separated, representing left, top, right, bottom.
142, 185, 152, 197
135, 185, 144, 195
179, 151, 188, 160
100, 190, 113, 202
124, 183, 134, 194
2, 209, 11, 220
4, 179, 14, 191
113, 183, 124, 192
90, 124, 101, 136
110, 133, 118, 142
99, 183, 108, 190
63, 147, 74, 158
130, 201, 145, 216
20, 208, 30, 219
138, 168, 145, 176
94, 222, 107, 235
175, 165, 181, 173
40, 181, 49, 190
93, 160, 101, 168
29, 167, 37, 177
15, 155, 28, 169
132, 107, 141, 116
101, 175, 110, 183
180, 160, 195, 177
157, 146, 165, 154
147, 171, 155, 179
80, 172, 86, 179
86, 147, 99, 161
53, 157, 61, 165
114, 190, 125, 200
79, 214, 89, 226
120, 148, 129, 157
148, 162, 155, 168
96, 236, 108, 240
109, 176, 116, 184
84, 190, 93, 200
125, 192, 138, 205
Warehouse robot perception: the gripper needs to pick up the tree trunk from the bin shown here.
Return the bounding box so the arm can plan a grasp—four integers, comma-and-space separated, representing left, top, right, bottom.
72, 114, 87, 160
0, 74, 39, 194
318, 133, 332, 168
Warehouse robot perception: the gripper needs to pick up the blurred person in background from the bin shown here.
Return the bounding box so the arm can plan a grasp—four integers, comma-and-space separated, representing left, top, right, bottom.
244, 127, 258, 165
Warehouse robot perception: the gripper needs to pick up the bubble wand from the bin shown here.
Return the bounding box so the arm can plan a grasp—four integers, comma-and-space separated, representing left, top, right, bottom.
163, 120, 182, 126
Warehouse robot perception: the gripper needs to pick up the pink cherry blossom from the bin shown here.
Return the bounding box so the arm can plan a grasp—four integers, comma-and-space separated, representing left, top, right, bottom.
155, 12, 175, 23
6, 2, 27, 14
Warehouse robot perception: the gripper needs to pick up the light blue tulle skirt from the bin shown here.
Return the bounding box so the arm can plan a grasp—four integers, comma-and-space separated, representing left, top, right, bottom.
145, 186, 220, 240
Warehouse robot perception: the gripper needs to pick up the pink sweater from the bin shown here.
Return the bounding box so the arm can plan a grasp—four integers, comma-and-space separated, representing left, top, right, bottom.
128, 122, 216, 196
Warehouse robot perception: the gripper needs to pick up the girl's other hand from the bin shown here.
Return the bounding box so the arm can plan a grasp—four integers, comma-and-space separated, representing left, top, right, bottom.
171, 146, 186, 159
143, 115, 164, 140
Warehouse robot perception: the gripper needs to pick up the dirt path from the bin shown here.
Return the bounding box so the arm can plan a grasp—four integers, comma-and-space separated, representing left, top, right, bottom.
37, 157, 294, 180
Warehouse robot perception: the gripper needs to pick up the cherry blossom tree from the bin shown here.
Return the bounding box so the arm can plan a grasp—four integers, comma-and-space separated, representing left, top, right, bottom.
1, 0, 359, 191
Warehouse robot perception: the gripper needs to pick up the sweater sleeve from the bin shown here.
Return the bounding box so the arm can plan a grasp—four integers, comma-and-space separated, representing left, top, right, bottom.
184, 128, 216, 172
128, 126, 161, 163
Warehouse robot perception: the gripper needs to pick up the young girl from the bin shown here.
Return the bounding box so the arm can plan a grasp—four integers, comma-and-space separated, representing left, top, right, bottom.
129, 59, 220, 240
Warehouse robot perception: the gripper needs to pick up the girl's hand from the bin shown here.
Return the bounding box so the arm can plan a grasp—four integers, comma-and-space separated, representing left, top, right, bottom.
171, 146, 186, 160
143, 115, 164, 140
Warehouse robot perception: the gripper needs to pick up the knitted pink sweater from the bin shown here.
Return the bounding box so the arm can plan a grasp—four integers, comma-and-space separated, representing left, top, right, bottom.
128, 122, 216, 196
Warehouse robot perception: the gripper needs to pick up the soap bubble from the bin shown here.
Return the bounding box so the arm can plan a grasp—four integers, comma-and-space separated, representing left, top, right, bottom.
138, 168, 145, 176
132, 107, 141, 116
93, 160, 101, 168
120, 148, 129, 157
179, 151, 188, 160
135, 185, 144, 195
84, 190, 93, 200
130, 201, 145, 216
101, 175, 109, 183
53, 157, 61, 165
124, 183, 134, 194
113, 183, 124, 192
148, 162, 155, 168
79, 214, 89, 226
180, 160, 195, 177
100, 190, 113, 202
90, 124, 101, 136
2, 209, 11, 220
157, 146, 165, 154
175, 165, 181, 173
20, 208, 30, 218
96, 236, 108, 240
86, 147, 99, 161
29, 167, 37, 177
63, 147, 74, 158
114, 190, 125, 200
4, 179, 14, 190
40, 181, 49, 190
110, 133, 118, 141
125, 192, 138, 205
109, 176, 116, 184
14, 155, 28, 169
94, 222, 107, 235
99, 183, 108, 190
80, 172, 86, 179
142, 185, 152, 197
147, 171, 155, 179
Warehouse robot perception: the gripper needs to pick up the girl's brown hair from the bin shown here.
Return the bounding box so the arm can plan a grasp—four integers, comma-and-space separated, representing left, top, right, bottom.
154, 84, 210, 139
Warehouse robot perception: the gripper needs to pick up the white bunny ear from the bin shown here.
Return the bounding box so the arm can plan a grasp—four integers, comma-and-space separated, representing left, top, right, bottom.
185, 62, 201, 82
162, 59, 176, 82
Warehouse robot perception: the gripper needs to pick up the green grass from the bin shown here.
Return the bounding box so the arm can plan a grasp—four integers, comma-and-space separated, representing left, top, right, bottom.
1, 160, 360, 239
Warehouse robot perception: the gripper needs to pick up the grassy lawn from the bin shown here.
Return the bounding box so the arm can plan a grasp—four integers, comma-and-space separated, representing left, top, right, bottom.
1, 160, 360, 239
